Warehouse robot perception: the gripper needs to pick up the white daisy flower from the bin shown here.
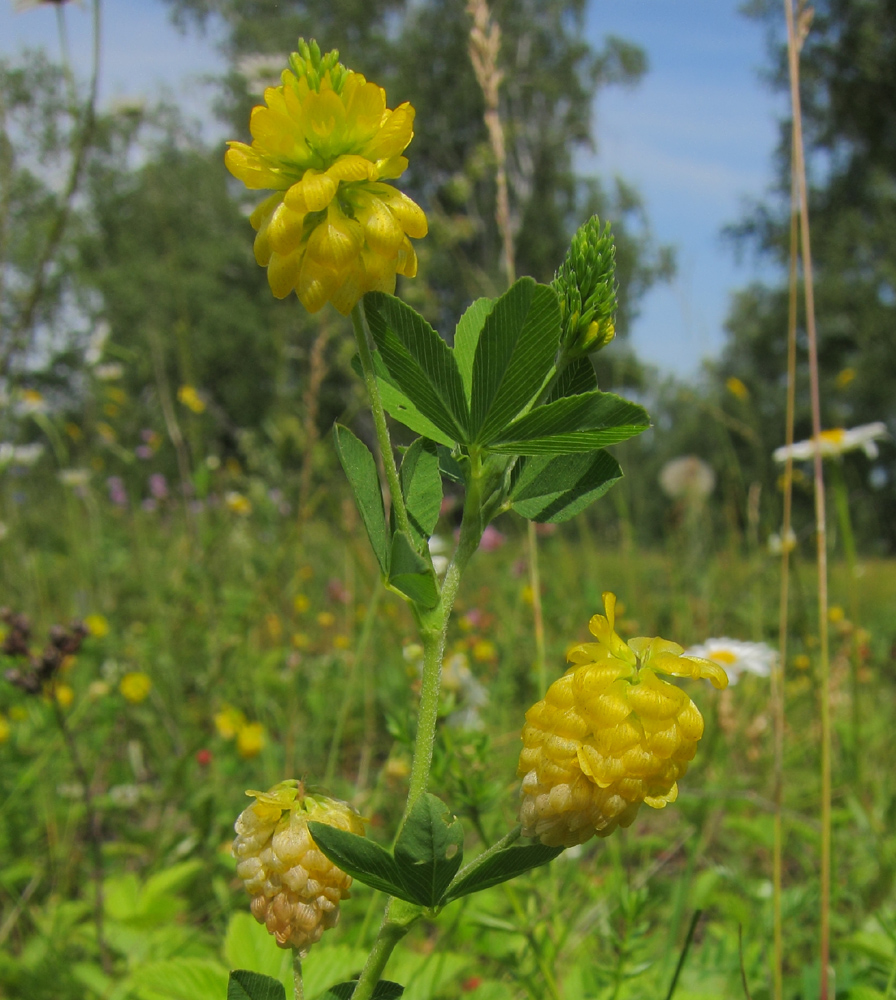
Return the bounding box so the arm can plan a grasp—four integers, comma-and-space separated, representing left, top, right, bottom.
773, 422, 888, 463
684, 638, 777, 686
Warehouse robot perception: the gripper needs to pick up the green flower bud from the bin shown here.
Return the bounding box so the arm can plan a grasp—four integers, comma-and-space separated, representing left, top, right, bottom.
552, 216, 618, 359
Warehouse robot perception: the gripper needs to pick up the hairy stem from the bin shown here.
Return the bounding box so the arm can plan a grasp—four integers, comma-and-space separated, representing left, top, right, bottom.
350, 302, 411, 539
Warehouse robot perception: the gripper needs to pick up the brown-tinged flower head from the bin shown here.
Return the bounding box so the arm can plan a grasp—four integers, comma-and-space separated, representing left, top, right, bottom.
518, 594, 728, 847
232, 780, 364, 954
225, 39, 427, 314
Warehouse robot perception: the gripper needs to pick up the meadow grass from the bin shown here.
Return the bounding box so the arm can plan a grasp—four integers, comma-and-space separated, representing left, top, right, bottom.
2, 474, 895, 1000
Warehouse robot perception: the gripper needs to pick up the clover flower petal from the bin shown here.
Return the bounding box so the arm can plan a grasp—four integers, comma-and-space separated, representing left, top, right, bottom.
518, 593, 727, 847
226, 39, 427, 314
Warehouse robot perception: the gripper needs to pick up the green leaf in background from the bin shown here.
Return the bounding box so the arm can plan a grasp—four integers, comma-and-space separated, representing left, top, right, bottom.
223, 913, 291, 994
227, 970, 286, 1000
302, 945, 369, 998
453, 296, 495, 404
319, 981, 404, 999
510, 451, 623, 522
387, 531, 440, 609
394, 793, 464, 907
128, 958, 229, 1000
548, 356, 598, 401
351, 352, 456, 447
306, 823, 410, 901
333, 424, 390, 575
399, 439, 442, 550
486, 391, 649, 454
365, 293, 469, 444
442, 843, 564, 902
469, 278, 561, 444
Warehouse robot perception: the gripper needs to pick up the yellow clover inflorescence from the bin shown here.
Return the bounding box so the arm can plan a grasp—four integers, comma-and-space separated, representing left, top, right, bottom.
232, 780, 365, 954
225, 39, 427, 314
518, 593, 728, 847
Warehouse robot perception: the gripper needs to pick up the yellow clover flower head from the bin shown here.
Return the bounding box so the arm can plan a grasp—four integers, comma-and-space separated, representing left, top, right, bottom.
232, 780, 365, 954
225, 38, 428, 315
518, 593, 728, 847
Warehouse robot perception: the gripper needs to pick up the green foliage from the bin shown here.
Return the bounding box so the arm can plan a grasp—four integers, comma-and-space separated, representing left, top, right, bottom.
333, 424, 389, 574
227, 970, 287, 1000
319, 983, 403, 999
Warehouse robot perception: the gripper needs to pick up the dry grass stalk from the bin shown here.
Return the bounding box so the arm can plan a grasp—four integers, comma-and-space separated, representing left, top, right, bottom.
782, 2, 832, 996
466, 0, 515, 285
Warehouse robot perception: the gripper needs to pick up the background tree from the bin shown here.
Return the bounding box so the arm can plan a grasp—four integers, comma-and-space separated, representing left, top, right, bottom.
710, 0, 896, 550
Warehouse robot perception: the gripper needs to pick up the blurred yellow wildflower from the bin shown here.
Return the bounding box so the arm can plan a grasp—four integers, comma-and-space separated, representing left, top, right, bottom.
237, 722, 266, 758
333, 634, 351, 650
316, 611, 336, 628
85, 614, 110, 639
294, 594, 311, 613
835, 367, 856, 389
65, 422, 83, 441
178, 385, 206, 414
793, 654, 811, 671
725, 376, 750, 401
120, 672, 152, 704
472, 639, 497, 663
97, 422, 117, 443
55, 684, 75, 708
225, 39, 427, 314
518, 593, 727, 847
215, 704, 246, 739
827, 605, 845, 623
0, 713, 9, 743
225, 491, 253, 516
292, 632, 310, 650
233, 780, 364, 952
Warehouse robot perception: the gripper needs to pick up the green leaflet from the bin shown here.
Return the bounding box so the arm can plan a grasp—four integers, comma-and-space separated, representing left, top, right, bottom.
469, 279, 561, 445
510, 451, 623, 522
364, 293, 468, 444
442, 843, 564, 902
226, 971, 286, 1000
387, 531, 440, 609
399, 439, 442, 551
333, 424, 389, 574
486, 391, 649, 454
393, 793, 464, 908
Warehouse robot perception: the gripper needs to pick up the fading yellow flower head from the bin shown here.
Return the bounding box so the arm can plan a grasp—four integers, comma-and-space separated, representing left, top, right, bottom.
120, 672, 152, 704
225, 39, 427, 314
233, 780, 364, 953
518, 593, 727, 847
215, 704, 246, 739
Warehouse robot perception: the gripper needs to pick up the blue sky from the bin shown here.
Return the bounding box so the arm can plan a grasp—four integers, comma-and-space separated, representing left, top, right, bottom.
1, 0, 787, 377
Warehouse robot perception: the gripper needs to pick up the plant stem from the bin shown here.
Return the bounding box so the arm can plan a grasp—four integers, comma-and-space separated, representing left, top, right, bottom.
52, 698, 109, 972
783, 3, 831, 995
771, 115, 801, 1000
293, 950, 304, 1000
453, 824, 522, 884
403, 452, 486, 814
325, 583, 382, 787
352, 899, 417, 1000
527, 520, 547, 695
830, 458, 862, 779
349, 302, 411, 539
664, 909, 702, 1000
